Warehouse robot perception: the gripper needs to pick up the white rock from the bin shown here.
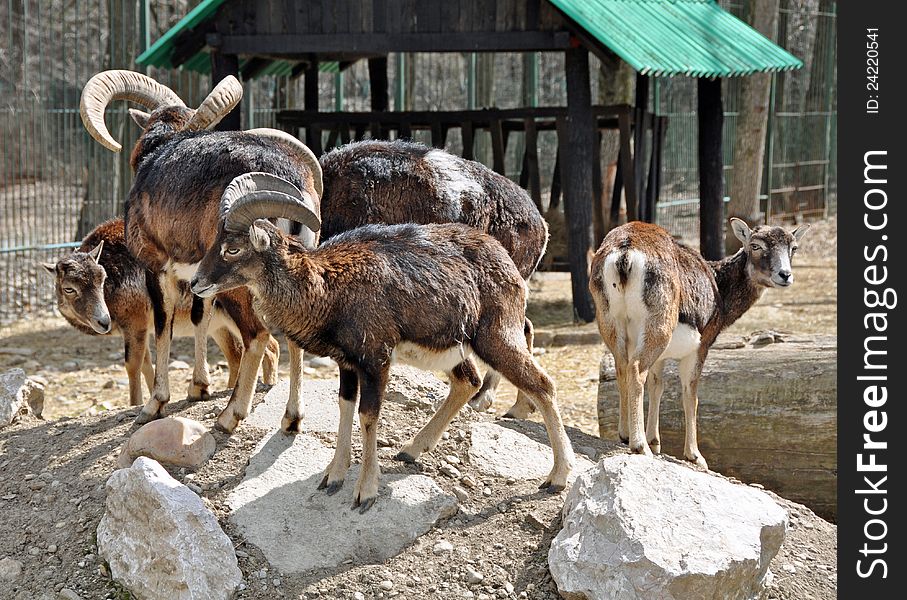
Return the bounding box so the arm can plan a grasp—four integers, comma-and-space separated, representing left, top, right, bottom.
244, 378, 341, 432
308, 356, 337, 369
0, 557, 23, 581
465, 568, 484, 585
168, 360, 191, 370
117, 416, 216, 469
379, 580, 394, 591
1, 368, 45, 425
97, 457, 242, 600
468, 422, 593, 481
433, 540, 454, 555
548, 455, 788, 600
384, 365, 449, 409
227, 431, 458, 573
57, 589, 81, 600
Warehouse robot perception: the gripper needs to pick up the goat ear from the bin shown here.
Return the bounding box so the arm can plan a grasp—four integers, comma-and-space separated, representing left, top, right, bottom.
791, 222, 811, 242
40, 262, 57, 275
129, 109, 151, 129
249, 221, 271, 251
729, 218, 752, 244
88, 241, 104, 263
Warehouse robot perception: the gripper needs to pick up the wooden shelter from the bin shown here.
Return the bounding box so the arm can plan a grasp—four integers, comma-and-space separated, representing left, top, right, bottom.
138, 0, 801, 322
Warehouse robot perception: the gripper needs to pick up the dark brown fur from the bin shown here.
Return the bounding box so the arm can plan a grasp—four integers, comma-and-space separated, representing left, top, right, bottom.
192, 221, 574, 510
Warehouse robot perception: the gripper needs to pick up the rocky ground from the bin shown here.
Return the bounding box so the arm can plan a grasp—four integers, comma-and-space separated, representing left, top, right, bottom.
0, 365, 836, 600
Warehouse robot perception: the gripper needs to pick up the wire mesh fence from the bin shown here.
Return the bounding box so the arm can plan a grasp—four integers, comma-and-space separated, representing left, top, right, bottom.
1, 0, 836, 323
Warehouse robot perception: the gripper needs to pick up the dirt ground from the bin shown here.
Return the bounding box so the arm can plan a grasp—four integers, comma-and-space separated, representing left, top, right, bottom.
0, 216, 837, 599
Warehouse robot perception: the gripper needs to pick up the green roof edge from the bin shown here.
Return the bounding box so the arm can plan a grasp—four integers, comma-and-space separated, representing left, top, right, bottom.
137, 0, 229, 68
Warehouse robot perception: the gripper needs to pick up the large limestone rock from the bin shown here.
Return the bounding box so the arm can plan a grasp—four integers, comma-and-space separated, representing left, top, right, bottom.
0, 368, 44, 426
549, 455, 788, 600
245, 378, 340, 432
596, 334, 837, 519
228, 431, 458, 574
247, 366, 448, 431
97, 457, 242, 600
117, 416, 216, 469
468, 422, 594, 482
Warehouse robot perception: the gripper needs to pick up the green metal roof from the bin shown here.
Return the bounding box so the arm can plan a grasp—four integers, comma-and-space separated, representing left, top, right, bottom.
549, 0, 802, 77
135, 0, 338, 77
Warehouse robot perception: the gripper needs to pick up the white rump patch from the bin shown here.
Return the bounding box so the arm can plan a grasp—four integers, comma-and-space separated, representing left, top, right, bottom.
424, 149, 484, 207
601, 249, 649, 357
169, 261, 200, 282
658, 323, 701, 361
392, 342, 471, 372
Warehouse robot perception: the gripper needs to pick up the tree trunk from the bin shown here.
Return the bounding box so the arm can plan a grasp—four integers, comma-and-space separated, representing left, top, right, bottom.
725, 0, 780, 254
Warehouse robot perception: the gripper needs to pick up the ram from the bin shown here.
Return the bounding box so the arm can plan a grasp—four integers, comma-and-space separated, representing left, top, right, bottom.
589, 219, 809, 468
42, 218, 279, 407
80, 70, 321, 427
319, 140, 548, 413
190, 173, 574, 510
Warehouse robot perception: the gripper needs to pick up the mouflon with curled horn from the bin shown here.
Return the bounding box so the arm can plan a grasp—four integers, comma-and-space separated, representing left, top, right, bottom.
191, 172, 575, 511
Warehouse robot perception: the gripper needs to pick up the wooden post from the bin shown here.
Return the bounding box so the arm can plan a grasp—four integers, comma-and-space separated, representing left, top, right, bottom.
368, 56, 388, 139
211, 51, 241, 131
633, 73, 649, 219
305, 61, 322, 155
698, 77, 724, 261
563, 46, 596, 323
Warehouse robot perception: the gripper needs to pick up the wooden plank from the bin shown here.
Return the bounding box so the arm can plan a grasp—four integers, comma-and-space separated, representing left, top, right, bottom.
461, 121, 474, 160
523, 117, 542, 210
348, 1, 362, 34
698, 77, 724, 260
550, 123, 562, 210
219, 31, 572, 54
309, 0, 324, 35
304, 61, 322, 155
372, 0, 387, 33
563, 46, 596, 322
490, 119, 506, 174
440, 0, 459, 34
431, 120, 444, 148
609, 152, 623, 231
368, 56, 389, 113
617, 109, 637, 221
591, 130, 605, 246
527, 0, 540, 30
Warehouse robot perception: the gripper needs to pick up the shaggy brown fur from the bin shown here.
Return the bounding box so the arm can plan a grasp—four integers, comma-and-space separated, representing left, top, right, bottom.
192, 221, 574, 512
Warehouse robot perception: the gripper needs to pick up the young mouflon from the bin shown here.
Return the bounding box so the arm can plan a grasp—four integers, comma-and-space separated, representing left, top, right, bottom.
588, 218, 809, 468
190, 172, 574, 511
42, 218, 279, 407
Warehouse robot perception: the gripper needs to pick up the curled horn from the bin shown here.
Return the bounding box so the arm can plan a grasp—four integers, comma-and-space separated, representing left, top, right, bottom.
80, 70, 186, 152
247, 128, 324, 198
221, 172, 321, 234
185, 76, 244, 131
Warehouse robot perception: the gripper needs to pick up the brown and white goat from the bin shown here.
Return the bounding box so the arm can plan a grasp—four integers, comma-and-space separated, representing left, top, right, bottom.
589, 218, 809, 468
79, 70, 321, 426
42, 218, 279, 407
190, 173, 574, 511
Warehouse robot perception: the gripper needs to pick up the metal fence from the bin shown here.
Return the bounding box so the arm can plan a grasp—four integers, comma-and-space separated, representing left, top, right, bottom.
0, 0, 837, 323
656, 0, 838, 240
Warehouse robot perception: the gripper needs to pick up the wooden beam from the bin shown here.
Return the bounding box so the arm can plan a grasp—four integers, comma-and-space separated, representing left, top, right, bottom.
368, 56, 388, 138
240, 57, 271, 80
210, 51, 240, 131
698, 77, 724, 261
218, 31, 573, 55
617, 109, 636, 221
305, 61, 322, 155
563, 46, 596, 323
523, 117, 542, 210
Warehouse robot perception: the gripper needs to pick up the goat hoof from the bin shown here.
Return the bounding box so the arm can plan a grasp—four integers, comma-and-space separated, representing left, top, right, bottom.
188, 389, 210, 402
649, 441, 661, 454
281, 417, 303, 433
468, 396, 493, 412
353, 496, 377, 513
545, 483, 566, 494
394, 451, 417, 464
618, 435, 629, 444
134, 411, 161, 425
687, 454, 709, 470
318, 477, 343, 495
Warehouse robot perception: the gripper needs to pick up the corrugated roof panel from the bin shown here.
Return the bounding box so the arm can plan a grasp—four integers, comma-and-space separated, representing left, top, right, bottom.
136, 0, 229, 69
548, 0, 802, 77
